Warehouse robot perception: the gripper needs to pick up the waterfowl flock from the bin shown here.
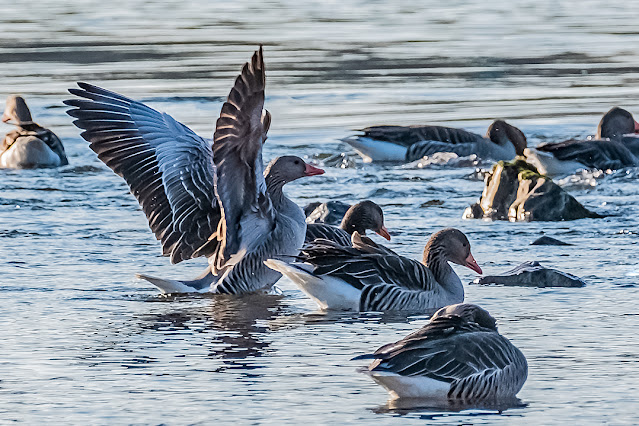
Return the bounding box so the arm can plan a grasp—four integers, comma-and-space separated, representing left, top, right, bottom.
4, 45, 639, 408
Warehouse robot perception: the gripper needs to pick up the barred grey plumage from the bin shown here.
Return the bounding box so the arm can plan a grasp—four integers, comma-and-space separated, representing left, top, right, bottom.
266, 228, 481, 312
344, 120, 527, 163
66, 47, 323, 294
355, 303, 528, 402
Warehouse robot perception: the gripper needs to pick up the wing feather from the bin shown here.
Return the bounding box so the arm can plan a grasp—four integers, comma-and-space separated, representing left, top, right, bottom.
65, 82, 220, 263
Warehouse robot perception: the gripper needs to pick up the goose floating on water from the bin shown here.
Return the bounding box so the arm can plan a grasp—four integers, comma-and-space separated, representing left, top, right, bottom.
1, 95, 68, 168
354, 303, 528, 402
65, 47, 324, 295
524, 107, 639, 176
342, 120, 527, 163
266, 228, 481, 312
305, 200, 391, 246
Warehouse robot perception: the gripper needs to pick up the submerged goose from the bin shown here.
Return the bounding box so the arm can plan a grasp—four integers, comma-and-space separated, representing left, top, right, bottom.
354, 303, 528, 401
305, 200, 391, 246
342, 120, 527, 163
1, 95, 68, 168
65, 47, 324, 295
265, 228, 481, 312
524, 107, 639, 175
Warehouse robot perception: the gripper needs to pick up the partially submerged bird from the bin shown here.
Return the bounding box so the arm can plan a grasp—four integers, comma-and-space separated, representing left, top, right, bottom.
265, 228, 481, 312
354, 303, 528, 402
525, 107, 639, 175
1, 95, 68, 168
65, 47, 324, 295
342, 120, 527, 163
305, 200, 391, 246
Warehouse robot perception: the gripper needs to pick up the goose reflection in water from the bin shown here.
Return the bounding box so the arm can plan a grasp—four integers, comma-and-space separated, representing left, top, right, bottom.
141, 294, 285, 370
372, 396, 527, 418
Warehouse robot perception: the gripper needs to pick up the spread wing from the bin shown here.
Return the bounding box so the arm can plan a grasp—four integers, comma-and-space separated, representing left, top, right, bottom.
212, 46, 272, 268
536, 139, 638, 170
359, 125, 484, 147
65, 83, 220, 263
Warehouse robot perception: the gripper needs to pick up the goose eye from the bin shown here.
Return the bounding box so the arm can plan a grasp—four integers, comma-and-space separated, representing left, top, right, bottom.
294, 160, 300, 165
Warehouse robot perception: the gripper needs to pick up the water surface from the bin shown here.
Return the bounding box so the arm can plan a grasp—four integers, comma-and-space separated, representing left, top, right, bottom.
1, 1, 639, 423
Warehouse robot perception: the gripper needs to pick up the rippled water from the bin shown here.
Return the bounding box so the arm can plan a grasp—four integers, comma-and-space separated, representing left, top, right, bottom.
2, 1, 639, 423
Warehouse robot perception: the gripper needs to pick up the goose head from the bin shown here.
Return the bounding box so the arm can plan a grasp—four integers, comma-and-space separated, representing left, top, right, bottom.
423, 228, 482, 274
340, 200, 391, 241
2, 95, 34, 126
264, 155, 324, 184
486, 120, 527, 156
596, 107, 639, 141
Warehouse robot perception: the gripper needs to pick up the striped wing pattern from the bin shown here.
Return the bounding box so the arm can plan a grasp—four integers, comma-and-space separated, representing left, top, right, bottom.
367, 316, 528, 401
65, 83, 220, 264
536, 139, 638, 169
305, 223, 352, 246
212, 46, 272, 267
361, 125, 484, 147
300, 239, 444, 310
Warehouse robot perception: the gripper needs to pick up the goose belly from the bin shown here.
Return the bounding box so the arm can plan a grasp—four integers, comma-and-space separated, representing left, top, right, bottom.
0, 137, 61, 168
344, 137, 407, 162
369, 371, 451, 400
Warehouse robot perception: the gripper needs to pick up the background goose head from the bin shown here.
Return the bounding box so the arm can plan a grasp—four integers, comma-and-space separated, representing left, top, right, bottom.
264, 155, 324, 185
596, 107, 639, 141
2, 95, 35, 126
340, 200, 391, 240
432, 303, 497, 330
486, 120, 527, 156
423, 228, 482, 274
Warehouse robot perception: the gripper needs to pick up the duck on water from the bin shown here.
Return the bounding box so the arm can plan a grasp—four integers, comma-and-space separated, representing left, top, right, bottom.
1, 95, 68, 169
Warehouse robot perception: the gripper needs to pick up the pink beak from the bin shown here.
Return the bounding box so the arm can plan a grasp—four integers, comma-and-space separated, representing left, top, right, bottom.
1, 113, 10, 123
464, 252, 482, 275
304, 163, 325, 177
634, 120, 639, 134
375, 225, 391, 241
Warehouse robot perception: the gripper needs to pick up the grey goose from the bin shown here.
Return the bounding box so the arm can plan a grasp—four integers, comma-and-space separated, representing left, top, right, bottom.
342, 120, 527, 163
525, 107, 639, 175
1, 95, 68, 168
305, 200, 391, 246
65, 47, 324, 294
354, 303, 528, 401
266, 228, 481, 312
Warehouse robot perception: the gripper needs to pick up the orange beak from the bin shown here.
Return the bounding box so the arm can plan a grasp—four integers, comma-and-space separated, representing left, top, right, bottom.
375, 225, 391, 241
304, 163, 325, 177
464, 252, 482, 274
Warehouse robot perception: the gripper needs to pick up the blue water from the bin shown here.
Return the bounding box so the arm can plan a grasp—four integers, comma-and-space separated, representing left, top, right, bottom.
1, 0, 639, 423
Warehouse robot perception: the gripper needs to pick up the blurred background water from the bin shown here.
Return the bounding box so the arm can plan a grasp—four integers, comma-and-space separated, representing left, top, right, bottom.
1, 0, 638, 423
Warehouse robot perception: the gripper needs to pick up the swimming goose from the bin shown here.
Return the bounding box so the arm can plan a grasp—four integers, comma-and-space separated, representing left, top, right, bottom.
265, 228, 481, 312
342, 120, 526, 163
305, 200, 391, 246
65, 47, 324, 295
1, 95, 68, 168
524, 107, 639, 176
354, 303, 528, 401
